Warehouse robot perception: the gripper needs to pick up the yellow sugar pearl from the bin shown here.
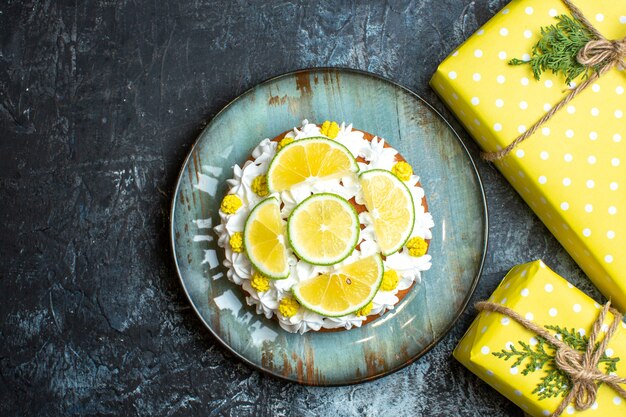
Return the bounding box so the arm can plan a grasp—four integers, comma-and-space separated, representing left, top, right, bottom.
251, 175, 269, 197
250, 271, 270, 292
406, 237, 428, 257
220, 194, 242, 214
392, 161, 413, 181
279, 297, 300, 317
380, 269, 399, 291
230, 232, 244, 253
320, 120, 340, 139
356, 301, 373, 317
277, 136, 294, 151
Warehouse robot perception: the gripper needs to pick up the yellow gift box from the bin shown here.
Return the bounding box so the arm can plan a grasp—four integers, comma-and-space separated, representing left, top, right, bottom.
430, 0, 626, 311
454, 260, 626, 416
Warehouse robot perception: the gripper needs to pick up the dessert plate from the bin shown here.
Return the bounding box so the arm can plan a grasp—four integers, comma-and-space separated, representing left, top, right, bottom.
170, 68, 487, 385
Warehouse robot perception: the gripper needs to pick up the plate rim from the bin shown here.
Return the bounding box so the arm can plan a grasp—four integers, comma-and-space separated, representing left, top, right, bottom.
169, 66, 489, 386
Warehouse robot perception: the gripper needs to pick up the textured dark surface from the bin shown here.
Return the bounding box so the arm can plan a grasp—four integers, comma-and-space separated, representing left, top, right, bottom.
0, 0, 606, 416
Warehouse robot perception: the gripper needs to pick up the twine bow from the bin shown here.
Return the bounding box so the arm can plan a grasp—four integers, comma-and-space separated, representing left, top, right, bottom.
482, 0, 626, 161
476, 300, 626, 417
578, 39, 626, 70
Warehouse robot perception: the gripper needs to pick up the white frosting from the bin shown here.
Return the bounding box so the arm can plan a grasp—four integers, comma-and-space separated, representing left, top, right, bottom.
243, 280, 278, 319
276, 309, 324, 334
371, 290, 400, 315
323, 314, 367, 330
357, 136, 398, 170
214, 120, 434, 333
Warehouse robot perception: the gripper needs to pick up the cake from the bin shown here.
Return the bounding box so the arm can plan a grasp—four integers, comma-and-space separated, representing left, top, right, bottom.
213, 120, 434, 333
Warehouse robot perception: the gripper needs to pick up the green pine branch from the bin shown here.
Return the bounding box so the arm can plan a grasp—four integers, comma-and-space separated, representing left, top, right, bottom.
493, 325, 621, 400
509, 14, 600, 85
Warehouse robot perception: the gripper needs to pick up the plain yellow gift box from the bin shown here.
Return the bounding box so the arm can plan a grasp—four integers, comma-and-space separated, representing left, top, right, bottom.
430, 0, 626, 311
454, 260, 626, 416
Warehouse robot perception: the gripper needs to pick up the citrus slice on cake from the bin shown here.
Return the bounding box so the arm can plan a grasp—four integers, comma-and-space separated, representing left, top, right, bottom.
287, 193, 360, 265
292, 254, 384, 317
359, 169, 415, 256
243, 197, 290, 279
266, 137, 359, 192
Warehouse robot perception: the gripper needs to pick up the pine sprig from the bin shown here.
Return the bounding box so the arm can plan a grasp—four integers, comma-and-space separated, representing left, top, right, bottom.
546, 326, 587, 351
509, 14, 598, 85
493, 325, 621, 400
493, 340, 552, 375
533, 362, 571, 400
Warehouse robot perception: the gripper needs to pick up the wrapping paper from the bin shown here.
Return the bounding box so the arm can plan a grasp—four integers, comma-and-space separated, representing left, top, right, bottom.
430, 0, 626, 311
454, 260, 626, 416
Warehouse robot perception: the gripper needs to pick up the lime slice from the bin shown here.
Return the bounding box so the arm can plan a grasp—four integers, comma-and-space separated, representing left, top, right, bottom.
266, 137, 358, 192
243, 197, 290, 279
287, 193, 360, 265
359, 169, 415, 256
292, 254, 384, 317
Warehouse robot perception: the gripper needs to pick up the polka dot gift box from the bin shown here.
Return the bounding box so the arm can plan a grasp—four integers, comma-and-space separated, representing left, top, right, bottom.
454, 260, 626, 417
430, 0, 626, 311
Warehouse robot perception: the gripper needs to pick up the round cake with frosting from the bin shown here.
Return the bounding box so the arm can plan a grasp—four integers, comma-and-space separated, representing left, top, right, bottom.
214, 120, 434, 333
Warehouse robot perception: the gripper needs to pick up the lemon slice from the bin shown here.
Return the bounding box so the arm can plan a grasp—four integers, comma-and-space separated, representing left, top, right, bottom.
292, 254, 383, 317
243, 197, 290, 279
359, 169, 415, 256
266, 137, 359, 192
287, 193, 360, 265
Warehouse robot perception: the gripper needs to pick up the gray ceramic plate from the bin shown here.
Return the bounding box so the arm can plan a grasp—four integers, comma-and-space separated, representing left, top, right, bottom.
170, 68, 487, 385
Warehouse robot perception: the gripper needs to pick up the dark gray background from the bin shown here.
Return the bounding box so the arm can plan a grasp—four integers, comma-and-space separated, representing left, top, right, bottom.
0, 0, 606, 416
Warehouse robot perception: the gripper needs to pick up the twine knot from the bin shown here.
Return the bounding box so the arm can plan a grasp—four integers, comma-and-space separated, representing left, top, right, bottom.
577, 38, 626, 70
553, 347, 598, 410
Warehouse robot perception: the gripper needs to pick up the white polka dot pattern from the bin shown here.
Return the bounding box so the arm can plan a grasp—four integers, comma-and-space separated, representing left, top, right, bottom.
452, 260, 626, 417
431, 0, 626, 311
